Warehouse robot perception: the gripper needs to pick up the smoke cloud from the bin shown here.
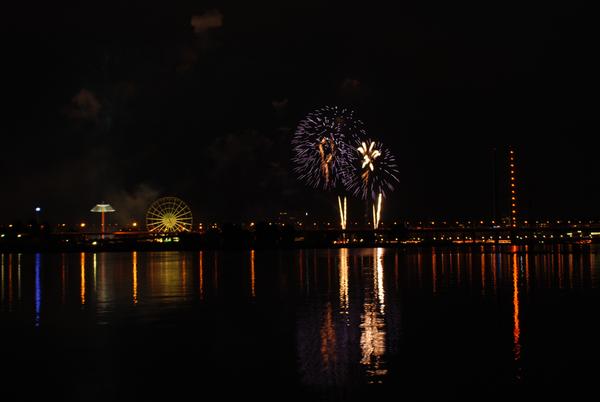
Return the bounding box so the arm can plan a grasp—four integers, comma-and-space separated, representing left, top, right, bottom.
107, 183, 161, 225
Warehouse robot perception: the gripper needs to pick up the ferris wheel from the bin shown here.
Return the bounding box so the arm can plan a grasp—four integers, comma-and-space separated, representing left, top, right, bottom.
146, 197, 193, 233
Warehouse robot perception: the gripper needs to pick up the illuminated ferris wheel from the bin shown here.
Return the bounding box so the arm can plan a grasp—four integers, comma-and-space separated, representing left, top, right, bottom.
146, 197, 193, 233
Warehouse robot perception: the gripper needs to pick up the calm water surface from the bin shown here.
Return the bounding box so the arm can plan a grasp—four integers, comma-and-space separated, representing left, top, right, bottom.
1, 246, 600, 401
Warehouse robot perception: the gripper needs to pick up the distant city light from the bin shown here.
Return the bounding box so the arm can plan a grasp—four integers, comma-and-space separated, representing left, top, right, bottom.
35, 207, 41, 212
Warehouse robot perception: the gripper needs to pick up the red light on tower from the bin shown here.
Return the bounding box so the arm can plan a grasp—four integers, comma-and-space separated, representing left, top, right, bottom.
509, 147, 518, 228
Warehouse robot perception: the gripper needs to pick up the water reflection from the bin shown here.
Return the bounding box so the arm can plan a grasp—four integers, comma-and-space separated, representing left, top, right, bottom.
525, 250, 530, 291
1, 246, 600, 393
512, 251, 522, 381
80, 252, 86, 306
145, 252, 193, 302
198, 251, 204, 300
339, 248, 349, 317
592, 252, 599, 288
432, 250, 438, 294
34, 253, 41, 327
213, 252, 219, 291
0, 254, 4, 303
320, 302, 337, 372
480, 252, 486, 295
250, 250, 256, 298
492, 250, 498, 294
61, 254, 66, 304
17, 253, 22, 303
181, 257, 187, 299
7, 254, 12, 309
93, 253, 97, 292
132, 251, 138, 304
360, 248, 387, 382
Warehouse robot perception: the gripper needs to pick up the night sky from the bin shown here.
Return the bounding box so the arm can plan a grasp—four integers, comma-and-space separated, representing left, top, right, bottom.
1, 1, 598, 225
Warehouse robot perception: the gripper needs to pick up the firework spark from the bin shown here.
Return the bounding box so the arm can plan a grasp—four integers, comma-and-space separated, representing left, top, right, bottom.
292, 106, 364, 191
358, 140, 381, 184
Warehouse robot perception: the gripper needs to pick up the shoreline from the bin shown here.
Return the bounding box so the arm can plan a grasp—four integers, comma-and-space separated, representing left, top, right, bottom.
1, 239, 597, 254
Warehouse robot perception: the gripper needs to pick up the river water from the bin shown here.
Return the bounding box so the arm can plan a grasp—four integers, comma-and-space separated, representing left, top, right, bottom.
1, 246, 600, 401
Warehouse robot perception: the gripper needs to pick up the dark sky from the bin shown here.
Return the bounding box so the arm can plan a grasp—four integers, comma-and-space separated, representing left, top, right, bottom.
1, 1, 598, 225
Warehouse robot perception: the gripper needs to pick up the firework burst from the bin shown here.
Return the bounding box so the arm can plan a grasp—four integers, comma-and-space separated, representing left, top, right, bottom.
343, 138, 399, 229
292, 106, 364, 191
345, 138, 399, 202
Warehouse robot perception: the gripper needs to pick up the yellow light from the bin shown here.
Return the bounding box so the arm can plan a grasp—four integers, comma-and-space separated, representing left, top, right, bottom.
80, 222, 86, 228
132, 222, 138, 227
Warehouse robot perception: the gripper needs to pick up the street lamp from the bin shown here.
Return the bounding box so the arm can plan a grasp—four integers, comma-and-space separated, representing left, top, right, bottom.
34, 207, 41, 224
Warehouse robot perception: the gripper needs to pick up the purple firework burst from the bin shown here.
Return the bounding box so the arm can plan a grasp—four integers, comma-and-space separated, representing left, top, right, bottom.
292, 106, 364, 191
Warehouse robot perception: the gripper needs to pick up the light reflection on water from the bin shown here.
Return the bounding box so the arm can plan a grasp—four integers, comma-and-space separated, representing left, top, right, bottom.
359, 248, 387, 382
250, 249, 256, 298
512, 251, 522, 381
132, 251, 138, 304
80, 252, 85, 306
34, 253, 40, 327
1, 246, 600, 393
